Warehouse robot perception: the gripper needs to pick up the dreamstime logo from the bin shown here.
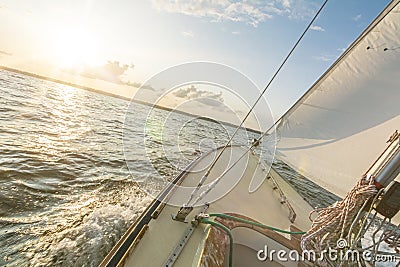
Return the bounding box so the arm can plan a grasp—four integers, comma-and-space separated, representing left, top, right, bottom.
257, 238, 398, 263
336, 238, 347, 249
122, 62, 276, 206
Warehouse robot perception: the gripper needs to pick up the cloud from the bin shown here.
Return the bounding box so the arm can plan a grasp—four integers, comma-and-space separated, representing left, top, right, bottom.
353, 14, 362, 21
310, 25, 325, 32
313, 54, 334, 62
231, 31, 240, 35
182, 30, 194, 38
126, 81, 155, 91
173, 85, 224, 106
152, 0, 322, 26
287, 1, 321, 20
79, 61, 133, 84
337, 47, 346, 53
141, 84, 156, 91
0, 50, 12, 56
196, 97, 224, 107
280, 0, 291, 8
151, 0, 273, 27
65, 61, 154, 89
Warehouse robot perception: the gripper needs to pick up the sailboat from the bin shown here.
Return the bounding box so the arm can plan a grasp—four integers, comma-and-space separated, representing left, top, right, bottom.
100, 1, 400, 266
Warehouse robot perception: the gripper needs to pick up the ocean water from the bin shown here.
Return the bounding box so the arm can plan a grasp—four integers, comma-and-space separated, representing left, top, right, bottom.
0, 70, 154, 266
1, 70, 394, 267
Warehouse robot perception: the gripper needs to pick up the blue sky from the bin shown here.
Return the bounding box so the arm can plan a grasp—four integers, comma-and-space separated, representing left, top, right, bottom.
0, 0, 392, 129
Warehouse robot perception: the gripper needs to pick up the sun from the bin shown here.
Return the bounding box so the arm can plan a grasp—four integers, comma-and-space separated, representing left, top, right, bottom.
49, 25, 101, 69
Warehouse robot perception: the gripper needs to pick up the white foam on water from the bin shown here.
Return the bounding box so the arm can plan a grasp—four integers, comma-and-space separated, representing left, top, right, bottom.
25, 183, 152, 267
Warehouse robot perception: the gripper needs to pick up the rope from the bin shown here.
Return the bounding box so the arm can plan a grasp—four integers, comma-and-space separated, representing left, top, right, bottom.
300, 175, 377, 265
185, 0, 329, 207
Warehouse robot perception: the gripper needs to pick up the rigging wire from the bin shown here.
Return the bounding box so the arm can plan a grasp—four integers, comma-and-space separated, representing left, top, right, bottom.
208, 213, 306, 235
185, 0, 329, 207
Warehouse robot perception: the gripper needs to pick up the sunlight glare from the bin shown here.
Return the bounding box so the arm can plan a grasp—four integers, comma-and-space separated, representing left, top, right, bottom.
50, 25, 101, 69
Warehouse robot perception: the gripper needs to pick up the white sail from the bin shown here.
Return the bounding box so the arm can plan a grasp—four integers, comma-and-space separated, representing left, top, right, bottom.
275, 0, 400, 199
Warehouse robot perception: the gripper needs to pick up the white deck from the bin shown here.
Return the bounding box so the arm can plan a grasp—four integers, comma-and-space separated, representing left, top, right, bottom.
103, 146, 314, 267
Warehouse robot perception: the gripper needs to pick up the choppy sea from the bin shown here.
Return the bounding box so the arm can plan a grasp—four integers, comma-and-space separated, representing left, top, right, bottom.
2, 69, 394, 267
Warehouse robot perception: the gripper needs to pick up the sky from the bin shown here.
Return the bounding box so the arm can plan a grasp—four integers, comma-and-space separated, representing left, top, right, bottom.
0, 0, 392, 130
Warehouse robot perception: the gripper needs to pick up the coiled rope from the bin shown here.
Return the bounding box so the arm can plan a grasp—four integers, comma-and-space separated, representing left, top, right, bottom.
300, 175, 377, 265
